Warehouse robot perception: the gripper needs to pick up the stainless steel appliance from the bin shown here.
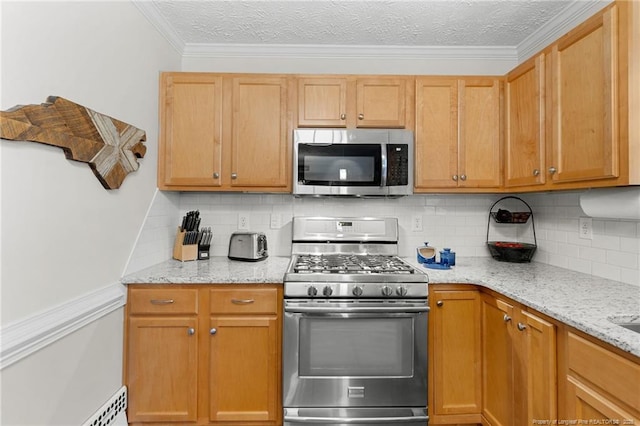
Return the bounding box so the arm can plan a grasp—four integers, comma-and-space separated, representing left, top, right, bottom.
283, 217, 429, 425
227, 231, 268, 261
293, 129, 414, 197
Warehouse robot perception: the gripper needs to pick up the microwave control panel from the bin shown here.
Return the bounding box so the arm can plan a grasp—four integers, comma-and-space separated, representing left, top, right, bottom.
386, 144, 409, 186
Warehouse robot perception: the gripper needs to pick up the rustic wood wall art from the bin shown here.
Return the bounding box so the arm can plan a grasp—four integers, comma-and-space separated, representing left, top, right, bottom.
0, 96, 147, 189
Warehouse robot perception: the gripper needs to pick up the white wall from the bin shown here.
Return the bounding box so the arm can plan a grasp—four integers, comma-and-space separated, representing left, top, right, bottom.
0, 1, 180, 424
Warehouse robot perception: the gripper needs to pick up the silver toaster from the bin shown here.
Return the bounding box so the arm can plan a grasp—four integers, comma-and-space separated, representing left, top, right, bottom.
228, 232, 268, 261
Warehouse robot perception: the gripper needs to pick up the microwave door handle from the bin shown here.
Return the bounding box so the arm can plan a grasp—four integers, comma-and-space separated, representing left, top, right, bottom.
380, 145, 387, 187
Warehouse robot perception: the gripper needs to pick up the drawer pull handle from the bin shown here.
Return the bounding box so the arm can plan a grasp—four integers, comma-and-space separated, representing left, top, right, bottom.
187, 328, 195, 336
231, 299, 255, 305
517, 322, 527, 331
436, 300, 443, 307
210, 328, 217, 335
150, 299, 175, 305
503, 314, 512, 322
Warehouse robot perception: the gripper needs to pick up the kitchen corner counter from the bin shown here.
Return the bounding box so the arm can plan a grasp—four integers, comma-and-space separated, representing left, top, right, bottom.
121, 256, 291, 284
407, 257, 640, 358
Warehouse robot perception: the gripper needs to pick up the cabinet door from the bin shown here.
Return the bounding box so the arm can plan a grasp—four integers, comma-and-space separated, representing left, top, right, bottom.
356, 78, 407, 128
209, 315, 279, 423
459, 78, 502, 188
159, 73, 223, 188
415, 78, 459, 189
482, 296, 515, 426
549, 5, 618, 183
520, 310, 557, 424
127, 317, 198, 423
297, 77, 348, 127
429, 289, 482, 423
505, 55, 546, 188
230, 77, 290, 189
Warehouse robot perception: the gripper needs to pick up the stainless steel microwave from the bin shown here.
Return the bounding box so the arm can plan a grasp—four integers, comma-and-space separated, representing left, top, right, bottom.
293, 128, 414, 197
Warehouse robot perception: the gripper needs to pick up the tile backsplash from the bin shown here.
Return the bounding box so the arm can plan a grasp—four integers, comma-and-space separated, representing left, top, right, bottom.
126, 191, 640, 287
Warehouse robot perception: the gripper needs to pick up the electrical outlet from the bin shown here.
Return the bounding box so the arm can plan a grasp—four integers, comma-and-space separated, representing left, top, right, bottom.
238, 213, 250, 230
411, 215, 423, 232
270, 213, 281, 229
579, 217, 593, 240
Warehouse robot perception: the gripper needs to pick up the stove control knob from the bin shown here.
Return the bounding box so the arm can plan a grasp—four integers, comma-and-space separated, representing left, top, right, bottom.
323, 286, 334, 296
381, 286, 393, 297
396, 286, 408, 297
352, 286, 364, 296
307, 286, 318, 297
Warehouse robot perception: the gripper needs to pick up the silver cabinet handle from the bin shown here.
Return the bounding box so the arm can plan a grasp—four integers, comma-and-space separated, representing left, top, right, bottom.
533, 169, 540, 176
436, 300, 444, 307
210, 328, 217, 335
452, 175, 458, 181
150, 299, 174, 305
187, 327, 195, 336
517, 323, 527, 331
548, 167, 557, 175
460, 174, 467, 181
340, 113, 346, 120
231, 299, 255, 305
503, 314, 512, 322
231, 173, 237, 179
358, 113, 364, 120
213, 172, 219, 179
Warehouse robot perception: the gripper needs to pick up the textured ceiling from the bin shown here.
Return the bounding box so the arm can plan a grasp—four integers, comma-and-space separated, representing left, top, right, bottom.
150, 0, 574, 47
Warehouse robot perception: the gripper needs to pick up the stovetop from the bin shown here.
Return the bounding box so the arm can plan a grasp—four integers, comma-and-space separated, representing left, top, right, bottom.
284, 216, 428, 298
292, 254, 416, 275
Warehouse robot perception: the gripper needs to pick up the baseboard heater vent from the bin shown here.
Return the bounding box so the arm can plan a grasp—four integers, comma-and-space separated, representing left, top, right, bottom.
82, 386, 127, 426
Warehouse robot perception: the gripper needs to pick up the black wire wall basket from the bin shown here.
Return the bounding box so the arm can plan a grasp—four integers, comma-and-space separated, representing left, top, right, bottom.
486, 196, 537, 263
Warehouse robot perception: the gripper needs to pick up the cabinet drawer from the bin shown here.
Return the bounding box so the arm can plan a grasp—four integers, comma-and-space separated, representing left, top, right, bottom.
128, 288, 198, 315
210, 287, 278, 314
567, 332, 640, 411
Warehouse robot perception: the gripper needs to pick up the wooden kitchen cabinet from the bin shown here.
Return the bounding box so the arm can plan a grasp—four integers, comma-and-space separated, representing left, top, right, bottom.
297, 75, 414, 128
124, 285, 282, 426
505, 54, 546, 188
126, 288, 200, 423
159, 72, 292, 192
414, 77, 502, 192
428, 285, 482, 425
559, 329, 640, 423
481, 292, 557, 426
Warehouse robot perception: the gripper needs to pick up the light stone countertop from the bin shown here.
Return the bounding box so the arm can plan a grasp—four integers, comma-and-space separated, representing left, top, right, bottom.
122, 256, 640, 358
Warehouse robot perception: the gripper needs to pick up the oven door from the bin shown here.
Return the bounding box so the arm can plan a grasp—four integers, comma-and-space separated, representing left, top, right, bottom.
283, 299, 428, 411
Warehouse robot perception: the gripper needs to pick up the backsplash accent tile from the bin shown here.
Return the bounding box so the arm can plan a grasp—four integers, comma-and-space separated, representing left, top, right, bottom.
127, 190, 639, 287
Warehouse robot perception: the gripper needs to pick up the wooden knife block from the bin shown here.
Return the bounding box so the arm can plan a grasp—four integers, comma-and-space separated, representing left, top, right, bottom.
173, 227, 197, 262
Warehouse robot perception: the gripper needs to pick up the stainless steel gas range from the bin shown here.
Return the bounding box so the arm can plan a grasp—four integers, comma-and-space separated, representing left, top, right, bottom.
283, 217, 430, 426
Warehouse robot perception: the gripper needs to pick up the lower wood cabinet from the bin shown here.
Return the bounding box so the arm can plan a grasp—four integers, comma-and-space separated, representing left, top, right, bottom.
481, 291, 557, 426
124, 285, 282, 426
559, 330, 640, 423
428, 285, 482, 425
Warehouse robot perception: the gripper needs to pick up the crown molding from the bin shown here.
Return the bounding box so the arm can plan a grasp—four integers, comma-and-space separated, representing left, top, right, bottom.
182, 43, 518, 62
132, 0, 185, 55
517, 0, 613, 63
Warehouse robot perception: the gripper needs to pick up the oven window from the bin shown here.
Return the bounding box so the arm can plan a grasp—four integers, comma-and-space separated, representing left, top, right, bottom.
298, 144, 381, 186
298, 317, 413, 377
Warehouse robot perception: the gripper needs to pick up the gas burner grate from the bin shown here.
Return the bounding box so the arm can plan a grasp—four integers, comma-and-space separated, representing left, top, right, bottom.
292, 254, 415, 274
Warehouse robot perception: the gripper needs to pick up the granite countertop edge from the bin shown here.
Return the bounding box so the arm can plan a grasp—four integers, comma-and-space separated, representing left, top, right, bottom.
122, 256, 640, 358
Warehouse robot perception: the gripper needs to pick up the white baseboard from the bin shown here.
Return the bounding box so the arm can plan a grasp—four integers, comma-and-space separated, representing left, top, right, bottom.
0, 283, 126, 370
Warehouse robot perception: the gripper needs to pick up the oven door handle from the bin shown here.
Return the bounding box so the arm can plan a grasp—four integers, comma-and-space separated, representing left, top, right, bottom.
284, 414, 430, 424
284, 305, 430, 314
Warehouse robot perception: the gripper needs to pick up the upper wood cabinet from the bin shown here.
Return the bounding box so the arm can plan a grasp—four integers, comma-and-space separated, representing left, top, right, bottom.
548, 5, 619, 185
297, 76, 414, 128
158, 73, 292, 192
414, 77, 502, 192
505, 54, 546, 188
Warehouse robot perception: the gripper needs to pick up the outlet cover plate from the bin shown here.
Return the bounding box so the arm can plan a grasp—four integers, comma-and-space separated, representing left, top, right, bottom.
579, 217, 593, 239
